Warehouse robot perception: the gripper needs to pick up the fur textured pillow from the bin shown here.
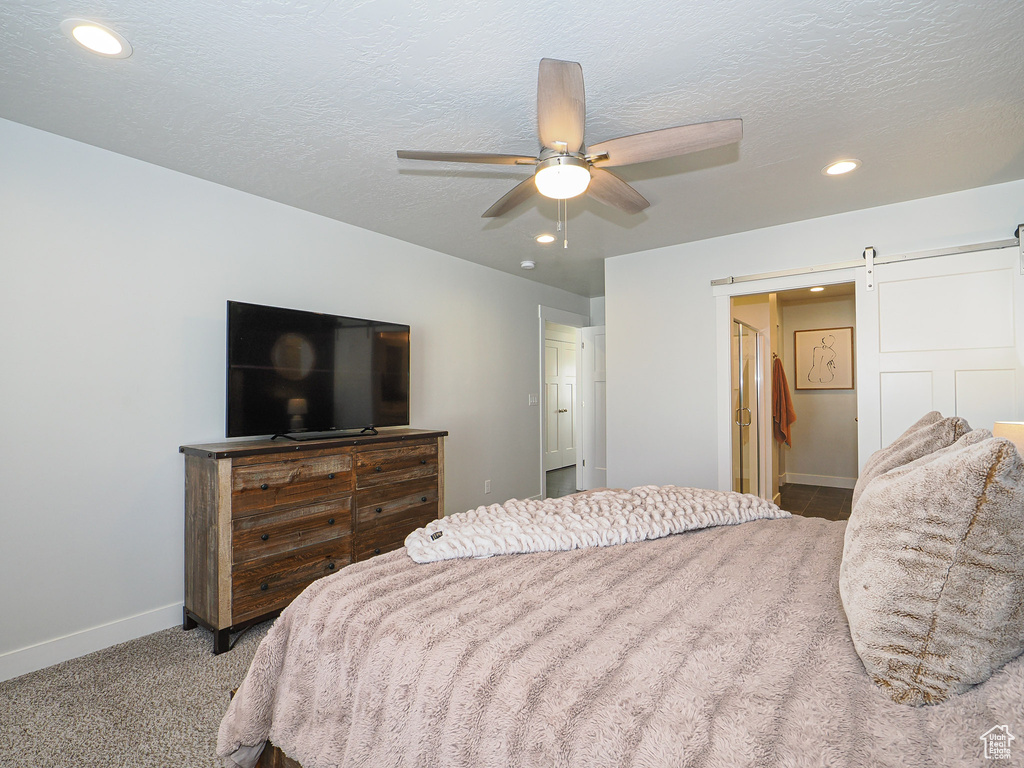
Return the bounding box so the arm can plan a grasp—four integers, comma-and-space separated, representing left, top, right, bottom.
840, 434, 1024, 705
852, 411, 972, 507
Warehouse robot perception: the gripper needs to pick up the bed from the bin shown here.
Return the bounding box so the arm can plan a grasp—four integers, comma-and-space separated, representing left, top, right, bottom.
218, 415, 1024, 768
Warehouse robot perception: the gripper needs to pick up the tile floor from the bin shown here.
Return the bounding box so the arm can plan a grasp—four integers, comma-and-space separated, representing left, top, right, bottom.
778, 483, 853, 521
545, 465, 578, 499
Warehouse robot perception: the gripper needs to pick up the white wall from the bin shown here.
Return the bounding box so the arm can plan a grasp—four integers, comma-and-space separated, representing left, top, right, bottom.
780, 296, 858, 487
0, 118, 589, 679
605, 178, 1024, 490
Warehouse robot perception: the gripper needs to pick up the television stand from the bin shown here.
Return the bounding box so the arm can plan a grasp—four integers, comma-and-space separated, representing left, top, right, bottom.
180, 428, 447, 653
271, 426, 379, 442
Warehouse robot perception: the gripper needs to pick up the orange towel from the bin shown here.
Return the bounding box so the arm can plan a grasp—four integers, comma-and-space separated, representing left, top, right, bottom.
772, 356, 796, 446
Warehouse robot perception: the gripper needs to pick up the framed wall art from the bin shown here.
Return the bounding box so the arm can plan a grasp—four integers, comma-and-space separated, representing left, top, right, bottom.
794, 327, 854, 390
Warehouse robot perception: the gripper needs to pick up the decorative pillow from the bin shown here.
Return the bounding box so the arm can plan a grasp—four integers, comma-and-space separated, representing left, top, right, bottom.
852, 411, 972, 507
840, 434, 1024, 705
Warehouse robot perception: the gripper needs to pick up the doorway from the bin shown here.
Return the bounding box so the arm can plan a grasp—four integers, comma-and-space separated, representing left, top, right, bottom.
537, 306, 607, 500
727, 282, 858, 518
544, 322, 579, 496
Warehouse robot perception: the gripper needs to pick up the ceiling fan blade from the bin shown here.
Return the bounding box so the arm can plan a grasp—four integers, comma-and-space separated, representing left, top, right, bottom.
586, 167, 649, 214
482, 176, 538, 218
397, 150, 537, 165
588, 118, 742, 168
537, 58, 585, 153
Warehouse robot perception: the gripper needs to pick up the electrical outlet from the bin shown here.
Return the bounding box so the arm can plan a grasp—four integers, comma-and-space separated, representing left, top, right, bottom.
484, 479, 492, 494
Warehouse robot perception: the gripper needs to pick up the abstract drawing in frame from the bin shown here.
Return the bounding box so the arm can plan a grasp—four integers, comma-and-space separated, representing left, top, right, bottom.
794, 327, 854, 390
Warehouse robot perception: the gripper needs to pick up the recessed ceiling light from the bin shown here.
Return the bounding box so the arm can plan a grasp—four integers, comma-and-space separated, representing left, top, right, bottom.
536, 234, 555, 244
823, 159, 860, 176
810, 286, 825, 292
60, 18, 133, 58
520, 260, 536, 270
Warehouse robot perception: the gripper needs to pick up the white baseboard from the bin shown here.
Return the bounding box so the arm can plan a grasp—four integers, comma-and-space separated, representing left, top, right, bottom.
0, 602, 182, 683
784, 473, 857, 490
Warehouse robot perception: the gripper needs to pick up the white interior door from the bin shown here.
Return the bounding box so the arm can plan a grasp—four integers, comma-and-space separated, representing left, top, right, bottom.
544, 338, 577, 471
579, 326, 607, 490
856, 246, 1024, 466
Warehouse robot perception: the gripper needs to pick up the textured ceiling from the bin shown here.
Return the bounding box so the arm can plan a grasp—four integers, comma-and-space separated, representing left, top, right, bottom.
2, 0, 1023, 297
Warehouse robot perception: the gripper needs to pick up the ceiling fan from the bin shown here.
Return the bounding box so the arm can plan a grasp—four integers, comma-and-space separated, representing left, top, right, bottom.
397, 58, 742, 218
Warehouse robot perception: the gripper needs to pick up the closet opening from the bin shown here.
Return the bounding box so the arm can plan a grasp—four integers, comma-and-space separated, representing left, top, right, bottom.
729, 282, 858, 520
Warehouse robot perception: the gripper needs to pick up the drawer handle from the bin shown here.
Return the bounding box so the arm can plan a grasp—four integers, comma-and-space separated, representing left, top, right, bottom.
260, 483, 269, 491
328, 518, 335, 525
373, 548, 381, 555
375, 466, 383, 472
327, 562, 336, 571
328, 473, 335, 480
420, 459, 427, 465
421, 496, 428, 502
260, 583, 268, 591
260, 533, 269, 541
375, 507, 383, 514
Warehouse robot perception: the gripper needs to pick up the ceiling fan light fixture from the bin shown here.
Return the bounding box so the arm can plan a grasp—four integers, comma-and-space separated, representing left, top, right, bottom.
536, 234, 555, 244
534, 156, 590, 199
60, 18, 133, 58
823, 159, 860, 176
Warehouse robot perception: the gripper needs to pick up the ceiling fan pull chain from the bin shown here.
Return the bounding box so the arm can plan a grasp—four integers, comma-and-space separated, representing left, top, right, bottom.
564, 199, 568, 249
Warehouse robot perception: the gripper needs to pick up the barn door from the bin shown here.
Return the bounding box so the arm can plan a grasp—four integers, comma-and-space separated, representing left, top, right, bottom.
856, 246, 1024, 468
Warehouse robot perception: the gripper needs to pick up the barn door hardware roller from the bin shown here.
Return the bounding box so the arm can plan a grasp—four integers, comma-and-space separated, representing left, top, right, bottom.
863, 246, 875, 292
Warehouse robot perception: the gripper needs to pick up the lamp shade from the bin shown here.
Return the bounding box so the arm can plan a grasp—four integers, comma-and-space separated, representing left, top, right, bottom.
534, 156, 590, 199
993, 421, 1024, 456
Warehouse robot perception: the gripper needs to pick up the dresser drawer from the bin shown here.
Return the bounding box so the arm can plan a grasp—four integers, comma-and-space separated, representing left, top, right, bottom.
232, 451, 353, 517
232, 497, 352, 565
355, 477, 438, 530
232, 540, 350, 623
353, 510, 437, 561
355, 440, 437, 488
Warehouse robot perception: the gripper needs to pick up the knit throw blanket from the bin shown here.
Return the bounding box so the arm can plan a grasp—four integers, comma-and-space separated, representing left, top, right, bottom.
404, 485, 788, 562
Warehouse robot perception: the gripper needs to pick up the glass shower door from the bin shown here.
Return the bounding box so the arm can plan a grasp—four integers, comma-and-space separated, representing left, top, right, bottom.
732, 320, 761, 495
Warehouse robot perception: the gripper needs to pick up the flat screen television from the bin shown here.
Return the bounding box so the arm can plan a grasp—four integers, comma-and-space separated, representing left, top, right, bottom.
226, 301, 410, 438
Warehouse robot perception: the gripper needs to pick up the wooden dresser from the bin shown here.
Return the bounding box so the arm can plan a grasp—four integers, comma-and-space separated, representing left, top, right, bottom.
180, 428, 447, 653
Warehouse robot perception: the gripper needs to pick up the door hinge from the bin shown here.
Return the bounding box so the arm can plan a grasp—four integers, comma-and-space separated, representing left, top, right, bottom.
583, 459, 586, 466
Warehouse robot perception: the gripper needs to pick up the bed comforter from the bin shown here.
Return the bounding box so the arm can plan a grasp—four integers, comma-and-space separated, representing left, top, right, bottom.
218, 514, 1024, 768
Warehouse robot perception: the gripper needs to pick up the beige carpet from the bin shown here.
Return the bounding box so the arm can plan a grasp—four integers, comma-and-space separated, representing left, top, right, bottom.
0, 621, 271, 768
